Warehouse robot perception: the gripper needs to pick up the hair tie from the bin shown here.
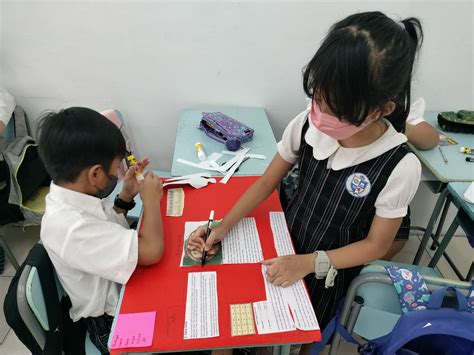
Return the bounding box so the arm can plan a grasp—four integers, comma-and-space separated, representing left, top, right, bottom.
397, 21, 405, 29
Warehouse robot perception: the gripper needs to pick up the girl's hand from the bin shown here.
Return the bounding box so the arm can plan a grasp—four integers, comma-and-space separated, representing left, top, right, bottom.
187, 225, 227, 254
262, 254, 315, 288
121, 158, 150, 199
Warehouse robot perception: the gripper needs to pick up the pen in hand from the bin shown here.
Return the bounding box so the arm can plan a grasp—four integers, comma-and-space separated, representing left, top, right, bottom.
201, 210, 215, 266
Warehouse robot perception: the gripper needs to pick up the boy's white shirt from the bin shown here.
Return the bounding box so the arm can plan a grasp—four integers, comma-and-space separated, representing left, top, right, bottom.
0, 88, 15, 126
277, 104, 421, 219
41, 182, 138, 321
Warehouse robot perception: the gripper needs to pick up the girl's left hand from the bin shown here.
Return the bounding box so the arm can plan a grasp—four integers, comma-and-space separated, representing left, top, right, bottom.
262, 254, 315, 288
121, 158, 150, 200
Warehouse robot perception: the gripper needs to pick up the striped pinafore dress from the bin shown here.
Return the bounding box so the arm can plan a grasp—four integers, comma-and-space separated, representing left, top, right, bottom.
285, 119, 410, 328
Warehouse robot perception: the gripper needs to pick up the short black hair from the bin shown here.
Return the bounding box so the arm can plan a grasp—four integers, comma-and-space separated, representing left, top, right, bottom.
38, 107, 126, 183
303, 11, 423, 131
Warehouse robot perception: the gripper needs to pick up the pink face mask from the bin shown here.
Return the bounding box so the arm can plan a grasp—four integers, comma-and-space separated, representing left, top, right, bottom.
310, 101, 367, 140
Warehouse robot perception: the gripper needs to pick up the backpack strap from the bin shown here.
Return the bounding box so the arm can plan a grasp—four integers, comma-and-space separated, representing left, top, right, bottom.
468, 280, 474, 314
428, 286, 469, 312
12, 106, 30, 138
310, 299, 361, 355
385, 265, 431, 313
27, 243, 63, 352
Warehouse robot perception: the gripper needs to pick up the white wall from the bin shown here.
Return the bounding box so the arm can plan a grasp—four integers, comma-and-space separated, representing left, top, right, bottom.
1, 1, 472, 233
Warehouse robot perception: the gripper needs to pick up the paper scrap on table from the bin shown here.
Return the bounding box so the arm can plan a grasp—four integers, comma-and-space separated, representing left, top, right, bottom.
166, 188, 185, 216
281, 280, 319, 330
184, 272, 219, 339
222, 218, 263, 264
257, 265, 319, 332
230, 303, 256, 336
253, 300, 296, 334
110, 311, 156, 349
252, 266, 296, 334
269, 212, 295, 256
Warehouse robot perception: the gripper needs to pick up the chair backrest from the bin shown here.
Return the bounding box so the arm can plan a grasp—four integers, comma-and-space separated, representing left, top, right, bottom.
100, 109, 139, 181
16, 264, 47, 349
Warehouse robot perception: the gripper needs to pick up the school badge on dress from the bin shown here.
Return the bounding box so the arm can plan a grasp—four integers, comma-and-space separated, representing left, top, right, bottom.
345, 173, 371, 197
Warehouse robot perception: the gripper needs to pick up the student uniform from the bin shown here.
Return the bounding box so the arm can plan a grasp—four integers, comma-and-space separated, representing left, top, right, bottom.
41, 183, 138, 353
277, 107, 421, 328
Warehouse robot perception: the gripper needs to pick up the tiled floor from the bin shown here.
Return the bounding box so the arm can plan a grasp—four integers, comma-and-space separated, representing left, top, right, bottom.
0, 226, 471, 354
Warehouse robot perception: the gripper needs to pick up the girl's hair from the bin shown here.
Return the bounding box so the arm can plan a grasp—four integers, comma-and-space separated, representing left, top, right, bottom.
303, 11, 423, 131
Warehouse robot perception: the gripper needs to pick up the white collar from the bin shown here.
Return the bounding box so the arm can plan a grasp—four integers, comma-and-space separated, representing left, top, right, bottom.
49, 182, 107, 217
303, 108, 407, 170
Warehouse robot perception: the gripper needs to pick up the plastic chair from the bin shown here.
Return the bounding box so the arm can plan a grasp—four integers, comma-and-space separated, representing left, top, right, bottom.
328, 260, 472, 355
17, 264, 101, 354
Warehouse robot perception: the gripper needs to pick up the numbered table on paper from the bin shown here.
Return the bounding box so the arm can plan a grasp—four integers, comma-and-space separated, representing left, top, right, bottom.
110, 177, 321, 354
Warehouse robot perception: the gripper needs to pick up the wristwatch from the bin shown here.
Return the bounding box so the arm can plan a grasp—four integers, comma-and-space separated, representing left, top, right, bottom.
314, 251, 331, 279
314, 250, 338, 288
114, 194, 136, 210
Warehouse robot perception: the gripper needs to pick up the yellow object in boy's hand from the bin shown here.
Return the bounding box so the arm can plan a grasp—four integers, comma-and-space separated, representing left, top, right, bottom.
127, 154, 144, 181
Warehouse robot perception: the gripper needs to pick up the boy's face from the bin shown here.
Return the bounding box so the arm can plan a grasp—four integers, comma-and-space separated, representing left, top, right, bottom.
86, 157, 122, 198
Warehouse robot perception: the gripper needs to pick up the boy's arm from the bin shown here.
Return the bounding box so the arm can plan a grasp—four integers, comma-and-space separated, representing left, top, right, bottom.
405, 121, 439, 150
137, 172, 164, 265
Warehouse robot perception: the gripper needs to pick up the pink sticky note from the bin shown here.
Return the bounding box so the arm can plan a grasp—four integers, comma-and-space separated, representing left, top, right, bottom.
110, 311, 156, 349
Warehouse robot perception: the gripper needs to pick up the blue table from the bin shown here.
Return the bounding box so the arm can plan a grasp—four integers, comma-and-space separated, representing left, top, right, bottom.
427, 182, 474, 280
407, 112, 474, 182
171, 107, 277, 177
448, 182, 474, 220
411, 111, 474, 265
107, 170, 171, 221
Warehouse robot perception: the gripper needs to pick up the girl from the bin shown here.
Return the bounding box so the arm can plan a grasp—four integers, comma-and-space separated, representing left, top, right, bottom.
189, 11, 423, 336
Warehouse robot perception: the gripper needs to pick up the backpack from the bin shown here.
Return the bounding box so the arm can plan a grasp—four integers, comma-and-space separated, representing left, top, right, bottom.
312, 267, 474, 355
0, 106, 50, 225
3, 243, 86, 354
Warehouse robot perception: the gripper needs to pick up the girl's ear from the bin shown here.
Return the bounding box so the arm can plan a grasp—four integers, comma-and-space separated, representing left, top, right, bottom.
382, 101, 396, 117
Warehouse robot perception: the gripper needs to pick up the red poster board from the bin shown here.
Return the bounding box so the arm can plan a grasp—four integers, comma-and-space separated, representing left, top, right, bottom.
110, 176, 321, 354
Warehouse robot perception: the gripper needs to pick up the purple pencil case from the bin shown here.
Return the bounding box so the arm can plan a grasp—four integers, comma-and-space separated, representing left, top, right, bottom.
199, 112, 254, 151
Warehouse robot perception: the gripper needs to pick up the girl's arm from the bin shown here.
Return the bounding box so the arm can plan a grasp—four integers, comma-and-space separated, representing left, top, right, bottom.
264, 215, 402, 287
187, 153, 293, 251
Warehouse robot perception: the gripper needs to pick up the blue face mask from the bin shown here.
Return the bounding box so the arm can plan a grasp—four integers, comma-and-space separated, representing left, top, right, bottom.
95, 174, 118, 199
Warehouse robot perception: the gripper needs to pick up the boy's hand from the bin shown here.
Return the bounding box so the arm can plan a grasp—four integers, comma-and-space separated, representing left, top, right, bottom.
138, 171, 163, 206
121, 158, 150, 200
262, 254, 315, 288
187, 225, 226, 253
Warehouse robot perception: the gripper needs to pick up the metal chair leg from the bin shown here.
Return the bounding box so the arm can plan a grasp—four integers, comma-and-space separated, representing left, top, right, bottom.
0, 233, 20, 270
428, 218, 458, 268
430, 195, 452, 250
414, 188, 449, 265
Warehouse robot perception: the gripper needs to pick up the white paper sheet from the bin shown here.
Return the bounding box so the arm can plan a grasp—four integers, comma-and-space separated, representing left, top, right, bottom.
222, 218, 263, 264
281, 280, 320, 330
252, 266, 296, 334
184, 272, 219, 339
269, 212, 295, 256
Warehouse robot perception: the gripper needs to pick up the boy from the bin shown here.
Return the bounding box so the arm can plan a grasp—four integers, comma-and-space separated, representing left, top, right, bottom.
38, 107, 164, 353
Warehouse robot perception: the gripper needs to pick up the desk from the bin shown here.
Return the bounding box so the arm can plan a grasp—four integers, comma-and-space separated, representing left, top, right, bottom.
410, 111, 474, 264
448, 183, 474, 220
171, 108, 277, 177
428, 182, 474, 280
110, 177, 321, 354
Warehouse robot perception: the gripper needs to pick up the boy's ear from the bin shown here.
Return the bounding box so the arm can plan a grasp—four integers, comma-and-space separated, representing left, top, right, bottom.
87, 164, 105, 187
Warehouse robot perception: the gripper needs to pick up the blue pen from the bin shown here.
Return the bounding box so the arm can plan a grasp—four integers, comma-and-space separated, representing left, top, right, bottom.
201, 210, 215, 266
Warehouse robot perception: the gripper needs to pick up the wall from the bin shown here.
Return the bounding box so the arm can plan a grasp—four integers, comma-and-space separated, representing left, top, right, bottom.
1, 1, 472, 233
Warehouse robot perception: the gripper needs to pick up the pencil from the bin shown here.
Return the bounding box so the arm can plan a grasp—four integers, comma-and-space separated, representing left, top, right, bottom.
438, 146, 448, 164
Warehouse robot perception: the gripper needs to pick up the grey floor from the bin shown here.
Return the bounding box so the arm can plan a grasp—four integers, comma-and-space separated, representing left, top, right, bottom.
0, 225, 472, 354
